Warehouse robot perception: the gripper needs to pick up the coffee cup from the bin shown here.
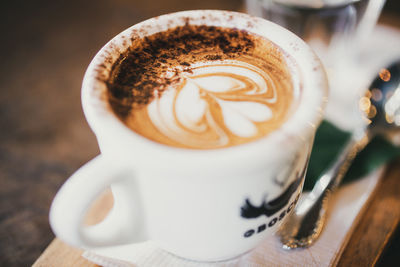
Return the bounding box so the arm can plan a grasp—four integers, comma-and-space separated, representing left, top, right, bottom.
49, 10, 328, 262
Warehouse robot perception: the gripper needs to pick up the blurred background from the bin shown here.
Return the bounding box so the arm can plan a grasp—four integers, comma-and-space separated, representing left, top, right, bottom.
0, 0, 399, 266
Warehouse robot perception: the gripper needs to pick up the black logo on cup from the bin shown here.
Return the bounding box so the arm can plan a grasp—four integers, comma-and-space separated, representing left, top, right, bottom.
240, 172, 303, 219
240, 164, 306, 238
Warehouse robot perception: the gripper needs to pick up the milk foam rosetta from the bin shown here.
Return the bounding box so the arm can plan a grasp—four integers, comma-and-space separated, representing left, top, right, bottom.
107, 24, 298, 149
144, 62, 280, 148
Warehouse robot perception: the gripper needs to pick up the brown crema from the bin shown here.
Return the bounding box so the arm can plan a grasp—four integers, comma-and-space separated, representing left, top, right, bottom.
107, 24, 297, 149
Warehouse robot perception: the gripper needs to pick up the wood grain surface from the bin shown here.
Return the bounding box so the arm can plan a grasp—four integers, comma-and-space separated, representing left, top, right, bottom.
1, 0, 399, 266
33, 240, 98, 267
337, 160, 400, 267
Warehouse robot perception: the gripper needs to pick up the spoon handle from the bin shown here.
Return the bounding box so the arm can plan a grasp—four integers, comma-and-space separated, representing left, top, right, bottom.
280, 130, 370, 249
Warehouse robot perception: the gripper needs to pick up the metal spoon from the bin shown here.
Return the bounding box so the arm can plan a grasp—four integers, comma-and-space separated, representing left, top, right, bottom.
279, 60, 400, 249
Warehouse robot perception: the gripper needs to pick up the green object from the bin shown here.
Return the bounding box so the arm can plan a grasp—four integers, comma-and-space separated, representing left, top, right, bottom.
304, 120, 400, 191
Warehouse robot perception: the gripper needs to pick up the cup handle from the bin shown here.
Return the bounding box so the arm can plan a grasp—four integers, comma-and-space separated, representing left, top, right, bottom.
49, 155, 146, 249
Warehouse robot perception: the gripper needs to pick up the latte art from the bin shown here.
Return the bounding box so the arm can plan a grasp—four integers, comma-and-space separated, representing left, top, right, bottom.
108, 24, 297, 149
146, 62, 278, 148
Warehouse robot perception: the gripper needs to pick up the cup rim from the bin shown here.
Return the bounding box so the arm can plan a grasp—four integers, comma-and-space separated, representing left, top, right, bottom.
81, 10, 328, 170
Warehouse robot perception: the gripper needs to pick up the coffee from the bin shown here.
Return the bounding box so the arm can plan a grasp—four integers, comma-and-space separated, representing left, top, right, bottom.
107, 24, 298, 149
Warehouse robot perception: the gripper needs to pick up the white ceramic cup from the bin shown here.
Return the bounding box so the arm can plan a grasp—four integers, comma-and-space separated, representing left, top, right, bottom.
49, 10, 328, 262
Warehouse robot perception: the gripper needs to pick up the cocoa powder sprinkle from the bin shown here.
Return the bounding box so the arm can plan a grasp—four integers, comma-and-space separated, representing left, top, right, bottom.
107, 25, 256, 118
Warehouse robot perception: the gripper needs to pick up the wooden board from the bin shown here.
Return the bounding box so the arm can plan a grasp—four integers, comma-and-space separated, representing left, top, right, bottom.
337, 161, 400, 267
33, 239, 97, 267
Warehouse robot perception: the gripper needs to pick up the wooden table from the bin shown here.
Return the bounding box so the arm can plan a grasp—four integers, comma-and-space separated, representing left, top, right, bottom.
1, 0, 400, 266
